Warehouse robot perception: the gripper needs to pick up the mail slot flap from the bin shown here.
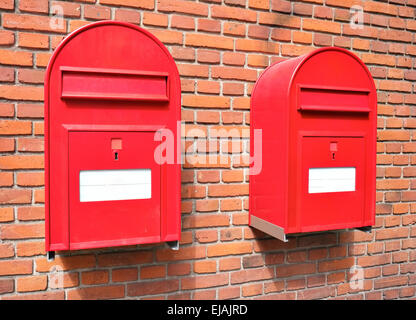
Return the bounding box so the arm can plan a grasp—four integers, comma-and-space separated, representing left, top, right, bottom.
298, 85, 370, 113
61, 67, 169, 101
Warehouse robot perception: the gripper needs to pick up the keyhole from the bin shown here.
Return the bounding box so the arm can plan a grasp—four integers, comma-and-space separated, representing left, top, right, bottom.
115, 152, 119, 160
332, 152, 335, 160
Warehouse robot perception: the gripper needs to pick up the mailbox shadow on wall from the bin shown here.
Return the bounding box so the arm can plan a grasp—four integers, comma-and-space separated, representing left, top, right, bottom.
45, 21, 181, 255
249, 47, 377, 242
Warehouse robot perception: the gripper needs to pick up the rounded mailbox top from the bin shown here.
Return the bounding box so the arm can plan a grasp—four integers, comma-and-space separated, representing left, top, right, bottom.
45, 20, 179, 85
251, 46, 377, 114
288, 46, 376, 95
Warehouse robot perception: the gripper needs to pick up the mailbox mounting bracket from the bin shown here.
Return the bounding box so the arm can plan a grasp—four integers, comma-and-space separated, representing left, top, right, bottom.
47, 251, 55, 261
167, 241, 179, 251
356, 226, 372, 233
250, 215, 288, 242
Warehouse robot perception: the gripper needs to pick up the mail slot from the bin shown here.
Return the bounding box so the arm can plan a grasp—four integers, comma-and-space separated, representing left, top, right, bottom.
249, 47, 377, 242
45, 21, 181, 253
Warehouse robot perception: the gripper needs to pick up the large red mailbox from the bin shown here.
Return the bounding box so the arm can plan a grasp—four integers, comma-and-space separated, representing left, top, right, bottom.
45, 21, 181, 254
249, 47, 376, 241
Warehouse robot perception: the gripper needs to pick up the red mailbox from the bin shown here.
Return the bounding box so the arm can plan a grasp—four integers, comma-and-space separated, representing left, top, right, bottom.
249, 47, 376, 242
45, 21, 181, 254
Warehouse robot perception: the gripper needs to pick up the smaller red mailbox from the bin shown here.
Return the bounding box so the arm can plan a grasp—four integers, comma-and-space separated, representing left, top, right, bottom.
45, 21, 181, 254
249, 47, 376, 241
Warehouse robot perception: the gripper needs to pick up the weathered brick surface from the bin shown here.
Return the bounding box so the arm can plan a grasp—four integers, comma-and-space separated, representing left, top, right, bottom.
0, 0, 415, 300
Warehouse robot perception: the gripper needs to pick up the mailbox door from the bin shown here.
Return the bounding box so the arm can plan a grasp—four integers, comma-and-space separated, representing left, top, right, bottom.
68, 130, 161, 250
298, 134, 366, 231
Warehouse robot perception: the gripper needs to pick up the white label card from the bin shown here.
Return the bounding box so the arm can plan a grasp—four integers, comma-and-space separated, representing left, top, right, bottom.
308, 167, 356, 194
79, 169, 151, 202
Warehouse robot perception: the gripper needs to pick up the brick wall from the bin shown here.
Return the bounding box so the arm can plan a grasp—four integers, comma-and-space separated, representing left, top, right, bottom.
0, 0, 416, 300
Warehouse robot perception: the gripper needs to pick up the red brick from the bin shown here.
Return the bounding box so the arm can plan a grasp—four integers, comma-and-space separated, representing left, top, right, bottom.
3, 291, 64, 300
0, 172, 13, 187
158, 0, 208, 16
19, 0, 48, 13
0, 243, 14, 258
195, 230, 218, 244
194, 260, 216, 274
223, 22, 246, 37
97, 251, 152, 267
211, 5, 256, 22
0, 207, 14, 222
207, 242, 252, 257
36, 255, 96, 272
36, 53, 52, 68
148, 29, 183, 45
0, 279, 14, 295
16, 241, 45, 257
49, 272, 79, 289
51, 1, 81, 18
259, 12, 301, 28
318, 257, 355, 272
181, 184, 206, 198
143, 12, 168, 27
170, 15, 195, 30
114, 8, 140, 24
0, 155, 44, 169
0, 30, 15, 46
168, 263, 191, 276
112, 268, 138, 282
198, 19, 221, 33
186, 33, 233, 50
208, 184, 249, 197
140, 265, 166, 279
181, 273, 228, 290
375, 227, 409, 240
17, 138, 44, 153
17, 275, 47, 292
18, 33, 48, 49
196, 199, 219, 212
1, 223, 44, 240
223, 82, 245, 96
80, 270, 108, 285
193, 290, 216, 300
183, 214, 229, 229
231, 267, 274, 284
68, 285, 125, 300
220, 228, 242, 242
100, 0, 154, 9
374, 276, 408, 289
357, 254, 391, 267
178, 64, 209, 78
0, 0, 14, 10
84, 5, 111, 20
271, 0, 291, 12
0, 85, 43, 101
156, 246, 205, 262
276, 263, 316, 277
3, 13, 67, 34
127, 279, 179, 297
0, 260, 32, 276
242, 283, 263, 297
0, 189, 32, 205
303, 18, 341, 34
17, 206, 44, 221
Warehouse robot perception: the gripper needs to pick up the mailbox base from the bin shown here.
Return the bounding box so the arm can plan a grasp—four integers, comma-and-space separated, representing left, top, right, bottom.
249, 216, 288, 242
